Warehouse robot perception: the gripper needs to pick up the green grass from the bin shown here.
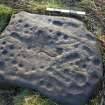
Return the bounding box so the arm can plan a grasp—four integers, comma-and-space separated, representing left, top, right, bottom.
13, 90, 58, 105
0, 4, 12, 33
0, 89, 102, 105
32, 0, 65, 8
13, 89, 102, 105
16, 0, 67, 14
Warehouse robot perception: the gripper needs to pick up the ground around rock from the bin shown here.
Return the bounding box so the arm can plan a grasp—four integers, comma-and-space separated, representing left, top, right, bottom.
0, 0, 105, 105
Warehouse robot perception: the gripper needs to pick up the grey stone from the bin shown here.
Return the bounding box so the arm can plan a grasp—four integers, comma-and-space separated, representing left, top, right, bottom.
0, 11, 103, 105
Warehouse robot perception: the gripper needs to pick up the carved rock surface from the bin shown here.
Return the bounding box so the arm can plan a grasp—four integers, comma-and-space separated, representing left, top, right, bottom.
0, 11, 103, 105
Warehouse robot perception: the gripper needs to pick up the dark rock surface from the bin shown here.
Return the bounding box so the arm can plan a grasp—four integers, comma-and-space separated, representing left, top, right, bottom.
0, 11, 103, 105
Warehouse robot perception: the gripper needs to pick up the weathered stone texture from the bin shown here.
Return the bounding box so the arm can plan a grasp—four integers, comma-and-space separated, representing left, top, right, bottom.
0, 11, 103, 105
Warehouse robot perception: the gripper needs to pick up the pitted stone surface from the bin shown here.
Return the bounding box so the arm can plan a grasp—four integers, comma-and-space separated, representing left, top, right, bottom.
0, 11, 103, 105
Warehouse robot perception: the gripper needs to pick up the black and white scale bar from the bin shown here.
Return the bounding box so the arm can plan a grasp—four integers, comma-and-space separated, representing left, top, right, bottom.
46, 8, 86, 16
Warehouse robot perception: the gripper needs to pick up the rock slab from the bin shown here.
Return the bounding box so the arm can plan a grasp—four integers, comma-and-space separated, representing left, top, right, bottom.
0, 11, 103, 105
